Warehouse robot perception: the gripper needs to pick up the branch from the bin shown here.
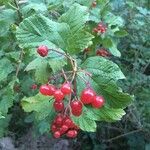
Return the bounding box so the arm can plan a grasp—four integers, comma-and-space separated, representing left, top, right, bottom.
102, 128, 143, 143
16, 49, 24, 77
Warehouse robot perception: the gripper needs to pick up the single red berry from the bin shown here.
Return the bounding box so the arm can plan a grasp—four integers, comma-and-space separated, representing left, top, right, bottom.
66, 130, 77, 138
81, 88, 96, 104
61, 125, 69, 132
55, 116, 63, 126
92, 96, 105, 108
39, 85, 51, 96
53, 101, 64, 112
37, 45, 48, 57
61, 82, 72, 95
92, 1, 97, 7
96, 49, 110, 57
47, 84, 56, 96
31, 84, 37, 90
54, 89, 64, 102
63, 118, 73, 127
72, 110, 82, 117
70, 100, 83, 111
51, 124, 57, 132
53, 131, 61, 138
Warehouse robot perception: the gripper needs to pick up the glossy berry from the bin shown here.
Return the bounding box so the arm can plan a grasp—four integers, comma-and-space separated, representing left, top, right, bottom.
70, 101, 83, 111
54, 89, 64, 102
81, 88, 96, 104
53, 131, 61, 138
47, 84, 56, 96
37, 45, 48, 57
61, 82, 72, 95
55, 116, 63, 126
96, 49, 110, 57
61, 125, 69, 132
53, 101, 64, 112
66, 130, 77, 138
72, 110, 82, 117
63, 118, 73, 127
39, 85, 51, 96
92, 96, 105, 108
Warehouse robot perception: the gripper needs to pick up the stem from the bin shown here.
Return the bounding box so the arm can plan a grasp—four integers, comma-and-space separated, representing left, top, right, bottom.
62, 69, 68, 81
102, 128, 142, 143
16, 49, 24, 77
14, 0, 23, 21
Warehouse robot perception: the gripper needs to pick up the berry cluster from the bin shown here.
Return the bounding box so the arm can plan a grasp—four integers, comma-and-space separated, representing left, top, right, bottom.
37, 45, 105, 139
39, 82, 72, 112
93, 22, 107, 34
51, 114, 79, 138
96, 48, 110, 57
81, 88, 104, 108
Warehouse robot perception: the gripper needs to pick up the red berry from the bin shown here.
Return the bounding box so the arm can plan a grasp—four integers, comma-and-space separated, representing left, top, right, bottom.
71, 100, 83, 111
37, 45, 48, 57
51, 124, 57, 132
63, 118, 73, 127
92, 96, 104, 108
54, 89, 64, 102
53, 131, 61, 138
31, 84, 37, 90
72, 110, 82, 117
55, 116, 63, 126
47, 84, 56, 96
39, 85, 50, 96
61, 82, 72, 95
61, 125, 69, 132
53, 101, 64, 112
96, 49, 110, 57
81, 88, 96, 104
66, 130, 77, 138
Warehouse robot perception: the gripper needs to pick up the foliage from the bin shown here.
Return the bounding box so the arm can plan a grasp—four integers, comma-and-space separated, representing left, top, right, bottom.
0, 0, 149, 149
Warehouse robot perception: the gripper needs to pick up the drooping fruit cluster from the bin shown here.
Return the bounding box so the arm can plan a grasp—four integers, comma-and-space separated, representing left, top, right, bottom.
93, 22, 107, 34
96, 48, 110, 57
81, 88, 105, 109
37, 45, 49, 57
51, 114, 79, 138
39, 82, 72, 112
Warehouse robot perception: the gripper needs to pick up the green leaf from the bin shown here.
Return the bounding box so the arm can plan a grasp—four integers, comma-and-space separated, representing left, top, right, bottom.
114, 30, 128, 37
66, 31, 93, 54
0, 112, 5, 119
86, 106, 125, 122
25, 58, 50, 83
0, 58, 14, 82
81, 56, 125, 81
0, 9, 15, 36
38, 121, 50, 135
21, 93, 54, 120
76, 57, 133, 109
0, 95, 14, 115
59, 3, 89, 34
48, 51, 67, 73
102, 38, 113, 48
109, 42, 121, 57
71, 110, 97, 132
16, 14, 69, 49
